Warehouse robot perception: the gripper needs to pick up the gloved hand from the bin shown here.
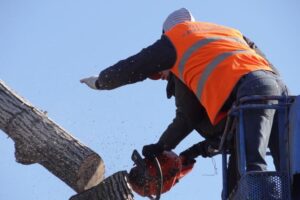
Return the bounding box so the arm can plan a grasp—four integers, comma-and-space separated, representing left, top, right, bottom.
179, 154, 196, 166
80, 76, 99, 90
179, 139, 220, 162
142, 143, 164, 159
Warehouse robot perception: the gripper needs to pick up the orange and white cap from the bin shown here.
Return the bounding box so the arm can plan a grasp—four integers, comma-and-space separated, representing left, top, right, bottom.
163, 8, 195, 32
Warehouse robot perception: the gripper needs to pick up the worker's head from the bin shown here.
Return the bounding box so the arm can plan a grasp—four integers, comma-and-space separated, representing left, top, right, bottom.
162, 8, 195, 32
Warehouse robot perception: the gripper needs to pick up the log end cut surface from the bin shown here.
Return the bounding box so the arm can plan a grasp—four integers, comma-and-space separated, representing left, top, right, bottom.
77, 154, 105, 191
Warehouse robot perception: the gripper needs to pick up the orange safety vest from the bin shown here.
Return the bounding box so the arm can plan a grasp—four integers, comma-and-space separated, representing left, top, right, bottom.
165, 21, 274, 125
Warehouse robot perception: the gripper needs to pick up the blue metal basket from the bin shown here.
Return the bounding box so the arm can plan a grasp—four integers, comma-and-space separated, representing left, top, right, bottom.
229, 171, 290, 200
220, 95, 297, 200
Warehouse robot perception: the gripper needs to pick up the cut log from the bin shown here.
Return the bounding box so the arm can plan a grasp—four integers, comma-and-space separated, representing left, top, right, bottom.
0, 80, 105, 192
70, 171, 135, 200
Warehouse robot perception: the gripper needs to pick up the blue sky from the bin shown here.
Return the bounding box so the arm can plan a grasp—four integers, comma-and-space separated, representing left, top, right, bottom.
1, 1, 299, 200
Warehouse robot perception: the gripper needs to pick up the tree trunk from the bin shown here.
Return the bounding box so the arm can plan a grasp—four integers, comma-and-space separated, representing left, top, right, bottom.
0, 80, 105, 192
69, 171, 135, 200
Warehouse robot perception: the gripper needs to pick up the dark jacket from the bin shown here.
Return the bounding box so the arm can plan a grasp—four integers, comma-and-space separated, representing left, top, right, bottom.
157, 74, 225, 150
95, 35, 277, 90
95, 34, 276, 149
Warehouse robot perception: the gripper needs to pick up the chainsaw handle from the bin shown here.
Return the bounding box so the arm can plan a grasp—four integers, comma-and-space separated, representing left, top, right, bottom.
151, 157, 163, 200
131, 149, 147, 169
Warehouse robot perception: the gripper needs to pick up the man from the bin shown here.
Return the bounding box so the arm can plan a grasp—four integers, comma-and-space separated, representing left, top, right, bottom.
81, 7, 288, 195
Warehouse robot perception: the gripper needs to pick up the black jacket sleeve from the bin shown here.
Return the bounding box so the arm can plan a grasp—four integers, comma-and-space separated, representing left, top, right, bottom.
96, 35, 176, 90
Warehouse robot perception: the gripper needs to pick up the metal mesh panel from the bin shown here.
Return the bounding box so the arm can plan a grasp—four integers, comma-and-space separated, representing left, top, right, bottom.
229, 171, 290, 200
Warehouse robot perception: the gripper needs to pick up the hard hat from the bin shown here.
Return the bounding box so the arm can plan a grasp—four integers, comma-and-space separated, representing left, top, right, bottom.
163, 8, 195, 32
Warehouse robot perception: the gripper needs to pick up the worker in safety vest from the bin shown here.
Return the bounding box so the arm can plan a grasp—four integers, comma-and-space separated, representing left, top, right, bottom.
81, 7, 289, 195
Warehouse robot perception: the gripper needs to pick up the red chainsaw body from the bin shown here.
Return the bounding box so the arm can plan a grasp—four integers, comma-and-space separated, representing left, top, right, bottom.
128, 151, 194, 197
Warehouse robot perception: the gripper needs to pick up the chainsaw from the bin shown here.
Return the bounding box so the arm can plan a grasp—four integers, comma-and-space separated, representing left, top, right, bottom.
128, 150, 194, 200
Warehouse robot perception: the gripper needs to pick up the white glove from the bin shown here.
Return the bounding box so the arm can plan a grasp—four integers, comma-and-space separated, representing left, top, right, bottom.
80, 76, 98, 90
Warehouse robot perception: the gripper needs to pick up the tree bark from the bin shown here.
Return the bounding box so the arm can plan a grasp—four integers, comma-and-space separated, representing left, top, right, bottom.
0, 80, 105, 192
69, 171, 135, 200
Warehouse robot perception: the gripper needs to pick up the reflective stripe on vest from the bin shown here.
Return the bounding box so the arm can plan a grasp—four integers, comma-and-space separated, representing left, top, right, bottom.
196, 49, 255, 99
177, 36, 248, 80
176, 36, 270, 102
